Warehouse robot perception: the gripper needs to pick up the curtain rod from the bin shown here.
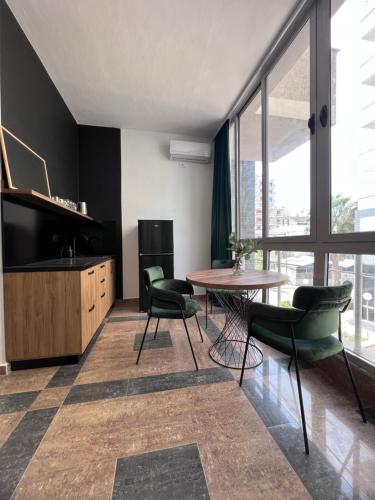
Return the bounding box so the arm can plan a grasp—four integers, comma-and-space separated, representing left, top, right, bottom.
213, 0, 315, 138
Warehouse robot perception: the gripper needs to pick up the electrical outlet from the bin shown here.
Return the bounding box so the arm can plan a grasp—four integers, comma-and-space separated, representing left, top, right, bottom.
52, 234, 59, 243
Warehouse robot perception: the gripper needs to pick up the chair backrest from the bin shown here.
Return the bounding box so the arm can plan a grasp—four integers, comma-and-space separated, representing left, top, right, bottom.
143, 266, 164, 288
293, 281, 353, 340
212, 259, 235, 269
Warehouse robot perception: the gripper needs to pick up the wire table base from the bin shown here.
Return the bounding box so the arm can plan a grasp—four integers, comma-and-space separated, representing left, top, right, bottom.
208, 289, 263, 370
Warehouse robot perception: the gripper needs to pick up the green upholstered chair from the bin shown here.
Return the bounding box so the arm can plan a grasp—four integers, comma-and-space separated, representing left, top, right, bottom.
136, 266, 203, 370
240, 281, 367, 454
205, 259, 235, 327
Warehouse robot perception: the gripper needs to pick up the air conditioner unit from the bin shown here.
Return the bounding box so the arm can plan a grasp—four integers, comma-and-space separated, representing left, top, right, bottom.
169, 140, 211, 164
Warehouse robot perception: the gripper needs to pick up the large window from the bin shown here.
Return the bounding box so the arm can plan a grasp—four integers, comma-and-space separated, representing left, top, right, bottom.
331, 0, 375, 233
267, 22, 311, 237
239, 90, 262, 239
231, 0, 375, 367
328, 253, 375, 364
269, 251, 314, 306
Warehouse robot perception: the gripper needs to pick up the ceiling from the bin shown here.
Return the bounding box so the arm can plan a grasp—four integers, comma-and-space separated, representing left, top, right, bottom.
7, 0, 300, 138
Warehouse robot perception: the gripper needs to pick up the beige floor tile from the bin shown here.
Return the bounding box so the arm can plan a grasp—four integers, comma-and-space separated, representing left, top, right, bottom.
0, 411, 24, 447
14, 382, 308, 500
0, 367, 58, 395
30, 387, 70, 410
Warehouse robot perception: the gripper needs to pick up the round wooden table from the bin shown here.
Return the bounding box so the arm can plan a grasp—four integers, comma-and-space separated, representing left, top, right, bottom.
186, 269, 288, 369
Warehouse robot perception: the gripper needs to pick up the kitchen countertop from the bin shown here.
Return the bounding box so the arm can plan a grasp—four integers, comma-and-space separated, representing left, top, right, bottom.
4, 256, 113, 272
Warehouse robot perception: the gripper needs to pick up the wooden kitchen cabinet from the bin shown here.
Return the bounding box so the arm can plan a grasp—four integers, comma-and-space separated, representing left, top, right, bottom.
4, 258, 116, 362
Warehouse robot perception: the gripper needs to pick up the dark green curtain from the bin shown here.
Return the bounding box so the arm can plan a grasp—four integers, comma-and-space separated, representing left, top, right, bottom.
211, 120, 232, 260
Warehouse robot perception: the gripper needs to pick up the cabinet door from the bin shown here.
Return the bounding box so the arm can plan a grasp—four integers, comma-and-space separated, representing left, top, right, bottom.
4, 271, 81, 360
108, 259, 116, 307
81, 267, 98, 350
99, 262, 108, 319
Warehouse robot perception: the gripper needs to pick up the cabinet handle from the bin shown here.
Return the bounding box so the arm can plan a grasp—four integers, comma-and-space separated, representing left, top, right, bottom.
100, 278, 105, 283
89, 304, 95, 312
101, 292, 106, 298
88, 270, 95, 276
100, 264, 105, 269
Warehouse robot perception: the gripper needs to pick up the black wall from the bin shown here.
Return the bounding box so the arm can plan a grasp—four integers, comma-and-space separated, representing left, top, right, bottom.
0, 1, 123, 297
1, 1, 78, 199
78, 125, 123, 297
1, 0, 79, 265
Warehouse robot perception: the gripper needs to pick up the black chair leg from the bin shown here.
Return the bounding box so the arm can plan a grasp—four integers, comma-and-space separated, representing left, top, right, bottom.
153, 318, 160, 340
293, 356, 309, 455
205, 291, 208, 329
210, 294, 213, 314
195, 314, 204, 342
287, 356, 294, 371
342, 349, 367, 423
136, 316, 150, 365
182, 316, 199, 371
239, 324, 252, 386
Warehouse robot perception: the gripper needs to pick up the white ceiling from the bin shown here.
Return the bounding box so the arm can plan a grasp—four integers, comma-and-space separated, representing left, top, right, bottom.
7, 0, 300, 138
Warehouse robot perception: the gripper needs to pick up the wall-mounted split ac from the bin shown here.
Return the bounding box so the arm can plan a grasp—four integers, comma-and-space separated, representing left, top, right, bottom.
169, 140, 211, 164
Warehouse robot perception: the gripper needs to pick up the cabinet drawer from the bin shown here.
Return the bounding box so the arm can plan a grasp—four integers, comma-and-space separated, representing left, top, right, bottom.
81, 266, 99, 350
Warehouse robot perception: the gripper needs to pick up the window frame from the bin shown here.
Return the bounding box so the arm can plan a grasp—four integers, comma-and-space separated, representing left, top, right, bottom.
229, 0, 375, 369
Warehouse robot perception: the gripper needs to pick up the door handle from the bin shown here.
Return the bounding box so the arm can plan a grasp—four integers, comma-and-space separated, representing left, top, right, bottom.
100, 264, 105, 269
88, 270, 95, 276
319, 105, 328, 128
308, 113, 315, 135
101, 292, 106, 299
89, 304, 95, 312
100, 278, 105, 283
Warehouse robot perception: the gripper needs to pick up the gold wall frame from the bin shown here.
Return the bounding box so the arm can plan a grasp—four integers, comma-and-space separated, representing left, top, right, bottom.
0, 125, 51, 197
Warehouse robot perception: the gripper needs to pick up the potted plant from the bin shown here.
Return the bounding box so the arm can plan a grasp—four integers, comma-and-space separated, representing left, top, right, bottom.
228, 233, 259, 275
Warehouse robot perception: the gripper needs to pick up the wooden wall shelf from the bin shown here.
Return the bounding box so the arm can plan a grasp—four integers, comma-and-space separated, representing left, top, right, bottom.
1, 188, 93, 222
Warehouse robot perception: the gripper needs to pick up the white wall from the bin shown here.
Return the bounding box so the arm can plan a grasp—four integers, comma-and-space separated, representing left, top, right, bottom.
121, 129, 213, 298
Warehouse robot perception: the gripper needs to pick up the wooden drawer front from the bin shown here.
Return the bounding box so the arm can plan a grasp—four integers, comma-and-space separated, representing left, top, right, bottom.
4, 271, 81, 361
81, 266, 99, 350
108, 259, 116, 307
99, 276, 108, 319
98, 262, 106, 282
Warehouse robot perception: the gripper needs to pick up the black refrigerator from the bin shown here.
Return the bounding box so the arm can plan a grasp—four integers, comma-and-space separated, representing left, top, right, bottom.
138, 220, 174, 311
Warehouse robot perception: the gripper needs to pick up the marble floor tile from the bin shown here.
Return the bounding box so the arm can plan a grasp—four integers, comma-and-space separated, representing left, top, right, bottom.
13, 382, 308, 499
108, 315, 148, 322
2, 299, 374, 499
74, 321, 215, 385
0, 367, 57, 395
65, 367, 232, 406
0, 391, 39, 414
133, 331, 173, 350
269, 423, 355, 500
241, 377, 297, 427
254, 365, 375, 499
0, 407, 58, 499
127, 367, 233, 397
46, 364, 82, 388
30, 387, 70, 410
0, 411, 24, 447
112, 443, 210, 500
65, 379, 129, 406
